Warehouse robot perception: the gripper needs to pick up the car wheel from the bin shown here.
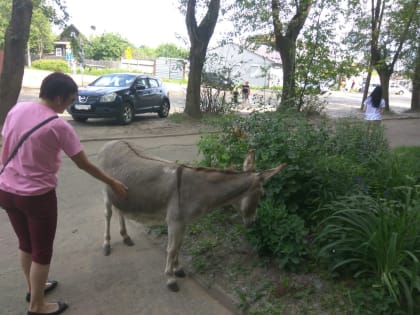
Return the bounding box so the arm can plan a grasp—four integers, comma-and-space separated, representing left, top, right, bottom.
72, 116, 88, 122
118, 103, 133, 125
158, 100, 170, 118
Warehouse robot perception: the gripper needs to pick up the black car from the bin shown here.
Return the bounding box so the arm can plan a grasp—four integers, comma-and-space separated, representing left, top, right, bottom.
68, 73, 170, 124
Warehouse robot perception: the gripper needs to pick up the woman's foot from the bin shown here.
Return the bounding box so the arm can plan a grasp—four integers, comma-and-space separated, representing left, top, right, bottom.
27, 301, 68, 315
26, 280, 58, 302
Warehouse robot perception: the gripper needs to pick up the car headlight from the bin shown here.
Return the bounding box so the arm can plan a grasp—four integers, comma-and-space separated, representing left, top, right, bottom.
100, 93, 117, 102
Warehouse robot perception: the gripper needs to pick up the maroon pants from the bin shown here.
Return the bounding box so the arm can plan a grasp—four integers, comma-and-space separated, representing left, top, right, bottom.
0, 189, 57, 265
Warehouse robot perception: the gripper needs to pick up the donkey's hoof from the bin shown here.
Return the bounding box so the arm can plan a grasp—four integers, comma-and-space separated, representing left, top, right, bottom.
174, 268, 186, 278
167, 281, 180, 292
123, 237, 134, 246
103, 244, 111, 256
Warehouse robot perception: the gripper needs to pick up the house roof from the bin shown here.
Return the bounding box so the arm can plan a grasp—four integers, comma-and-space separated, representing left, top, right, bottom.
254, 46, 282, 64
59, 24, 85, 41
210, 43, 282, 65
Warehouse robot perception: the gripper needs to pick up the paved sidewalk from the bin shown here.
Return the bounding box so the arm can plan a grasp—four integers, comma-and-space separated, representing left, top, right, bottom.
0, 135, 239, 315
22, 68, 98, 88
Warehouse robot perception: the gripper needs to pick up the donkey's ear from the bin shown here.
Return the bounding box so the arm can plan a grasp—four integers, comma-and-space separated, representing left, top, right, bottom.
243, 149, 256, 171
259, 163, 287, 182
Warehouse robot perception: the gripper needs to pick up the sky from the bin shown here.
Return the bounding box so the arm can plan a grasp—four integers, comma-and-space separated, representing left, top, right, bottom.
64, 0, 229, 48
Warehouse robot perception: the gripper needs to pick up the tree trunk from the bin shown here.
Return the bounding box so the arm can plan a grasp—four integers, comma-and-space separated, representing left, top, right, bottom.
378, 70, 392, 110
276, 39, 296, 109
271, 0, 312, 109
0, 0, 33, 124
185, 44, 207, 118
361, 70, 372, 109
411, 42, 420, 111
184, 0, 220, 119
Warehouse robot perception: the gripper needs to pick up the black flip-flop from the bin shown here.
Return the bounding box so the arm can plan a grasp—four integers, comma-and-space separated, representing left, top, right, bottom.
27, 301, 68, 315
26, 280, 58, 302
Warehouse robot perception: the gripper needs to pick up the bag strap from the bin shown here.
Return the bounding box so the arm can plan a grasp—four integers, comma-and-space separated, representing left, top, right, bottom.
0, 115, 59, 175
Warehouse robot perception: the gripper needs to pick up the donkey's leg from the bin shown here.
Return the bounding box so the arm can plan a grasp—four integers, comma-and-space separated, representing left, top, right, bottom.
165, 220, 186, 291
118, 211, 134, 246
173, 246, 186, 278
103, 192, 113, 256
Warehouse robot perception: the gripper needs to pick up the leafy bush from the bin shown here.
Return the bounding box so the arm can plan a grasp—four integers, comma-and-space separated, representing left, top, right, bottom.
392, 146, 420, 183
196, 112, 420, 314
299, 94, 326, 115
197, 112, 392, 222
32, 59, 70, 72
245, 200, 308, 271
316, 191, 420, 314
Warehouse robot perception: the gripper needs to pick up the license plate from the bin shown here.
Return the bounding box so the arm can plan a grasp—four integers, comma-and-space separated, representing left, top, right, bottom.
75, 104, 91, 110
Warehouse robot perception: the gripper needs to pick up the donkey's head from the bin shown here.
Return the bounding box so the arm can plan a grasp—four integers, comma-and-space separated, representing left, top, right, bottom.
236, 150, 287, 226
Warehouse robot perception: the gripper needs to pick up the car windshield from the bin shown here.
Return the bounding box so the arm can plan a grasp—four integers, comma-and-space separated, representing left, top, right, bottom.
90, 74, 135, 88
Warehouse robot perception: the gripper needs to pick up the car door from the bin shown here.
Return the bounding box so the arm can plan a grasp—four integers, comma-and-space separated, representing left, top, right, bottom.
147, 78, 163, 110
133, 77, 153, 111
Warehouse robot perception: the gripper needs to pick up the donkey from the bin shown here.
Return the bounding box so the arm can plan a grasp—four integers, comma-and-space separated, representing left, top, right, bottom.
97, 140, 286, 291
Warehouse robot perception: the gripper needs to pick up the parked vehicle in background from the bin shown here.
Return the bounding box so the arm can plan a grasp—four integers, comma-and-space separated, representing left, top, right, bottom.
389, 83, 408, 95
359, 82, 380, 93
67, 73, 170, 124
298, 80, 335, 95
201, 72, 235, 90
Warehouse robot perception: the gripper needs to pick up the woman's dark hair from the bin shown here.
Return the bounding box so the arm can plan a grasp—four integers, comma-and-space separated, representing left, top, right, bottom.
39, 72, 78, 101
369, 85, 382, 108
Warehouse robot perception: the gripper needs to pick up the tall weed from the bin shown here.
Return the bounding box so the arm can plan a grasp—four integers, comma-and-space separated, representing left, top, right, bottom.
316, 191, 420, 314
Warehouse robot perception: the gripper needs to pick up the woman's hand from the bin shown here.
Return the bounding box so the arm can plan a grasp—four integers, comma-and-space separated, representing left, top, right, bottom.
110, 179, 128, 199
71, 151, 128, 199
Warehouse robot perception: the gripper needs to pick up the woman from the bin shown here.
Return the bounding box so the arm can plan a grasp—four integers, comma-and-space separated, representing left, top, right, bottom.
0, 72, 128, 315
362, 85, 386, 121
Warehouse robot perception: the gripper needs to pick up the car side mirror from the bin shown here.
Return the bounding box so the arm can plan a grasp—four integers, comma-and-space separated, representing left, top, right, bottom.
135, 83, 146, 90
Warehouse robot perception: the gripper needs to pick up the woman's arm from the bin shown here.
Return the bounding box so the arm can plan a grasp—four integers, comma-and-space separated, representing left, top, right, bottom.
70, 150, 128, 199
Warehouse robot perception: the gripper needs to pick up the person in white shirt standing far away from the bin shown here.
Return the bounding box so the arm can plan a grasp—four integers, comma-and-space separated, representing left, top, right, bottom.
362, 85, 386, 122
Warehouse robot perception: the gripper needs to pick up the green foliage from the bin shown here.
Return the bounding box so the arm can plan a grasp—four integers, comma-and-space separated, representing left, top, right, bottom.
316, 192, 420, 314
155, 43, 189, 59
84, 33, 130, 60
295, 2, 342, 110
31, 59, 70, 72
29, 8, 54, 57
245, 200, 308, 271
0, 0, 58, 52
348, 281, 406, 315
0, 0, 12, 49
392, 146, 420, 178
197, 112, 420, 313
133, 45, 157, 59
198, 112, 392, 222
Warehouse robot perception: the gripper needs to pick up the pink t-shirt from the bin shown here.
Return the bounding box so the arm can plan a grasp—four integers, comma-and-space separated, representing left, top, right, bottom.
0, 102, 83, 196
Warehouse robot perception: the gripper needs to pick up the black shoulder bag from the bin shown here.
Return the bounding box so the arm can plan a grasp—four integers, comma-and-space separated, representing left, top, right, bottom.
0, 115, 59, 176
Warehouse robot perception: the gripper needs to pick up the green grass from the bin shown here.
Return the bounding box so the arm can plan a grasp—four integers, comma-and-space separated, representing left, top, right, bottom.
392, 146, 420, 178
